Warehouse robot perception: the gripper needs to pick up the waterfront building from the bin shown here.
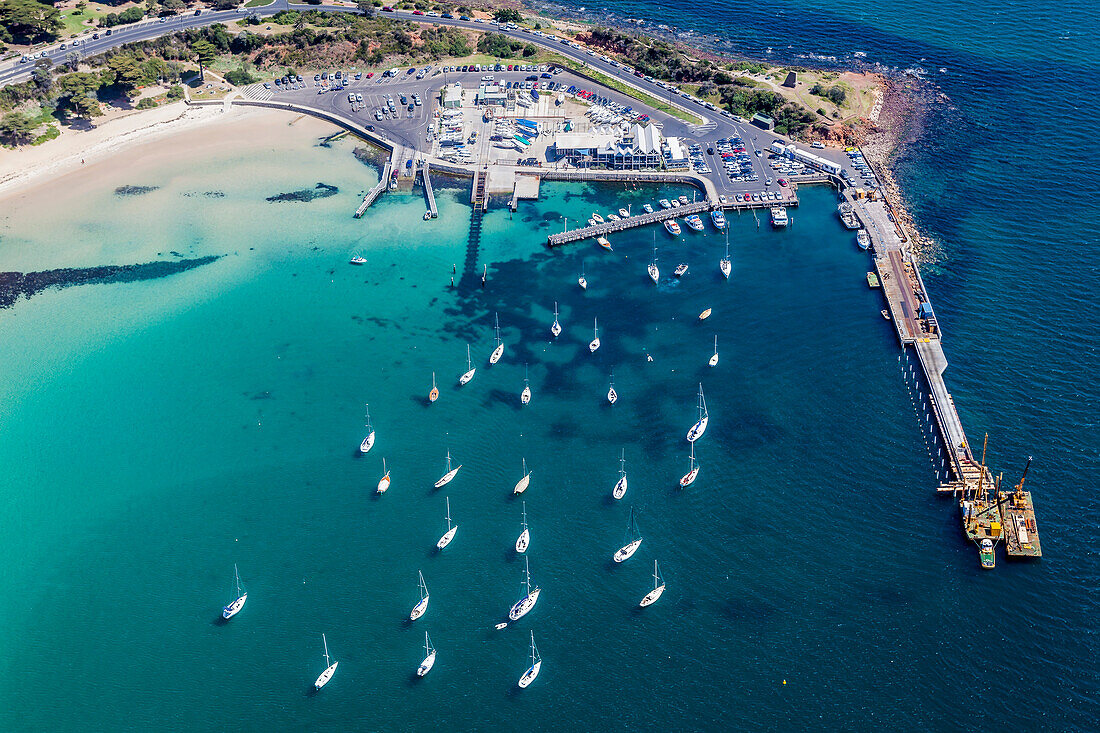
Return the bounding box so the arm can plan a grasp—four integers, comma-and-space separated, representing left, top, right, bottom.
552, 123, 662, 169
664, 137, 690, 169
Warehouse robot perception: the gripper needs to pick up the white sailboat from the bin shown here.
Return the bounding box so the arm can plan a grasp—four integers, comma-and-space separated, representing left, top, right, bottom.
508, 555, 541, 621
410, 570, 430, 621
607, 369, 618, 405
459, 344, 476, 385
436, 496, 458, 549
648, 243, 660, 284
313, 633, 338, 690
376, 457, 391, 494
679, 442, 699, 487
428, 372, 439, 403
720, 230, 732, 279
417, 632, 436, 677
589, 318, 600, 353
359, 404, 375, 453
709, 336, 719, 367
613, 506, 642, 562
612, 449, 628, 500
221, 563, 247, 620
489, 313, 504, 365
513, 457, 531, 495
434, 449, 461, 488
515, 500, 530, 554
686, 384, 709, 442
550, 302, 562, 338
517, 631, 542, 689
639, 560, 666, 607
578, 262, 588, 290
521, 363, 532, 405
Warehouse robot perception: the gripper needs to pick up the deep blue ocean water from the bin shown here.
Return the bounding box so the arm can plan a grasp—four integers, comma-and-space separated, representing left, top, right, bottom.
0, 1, 1097, 730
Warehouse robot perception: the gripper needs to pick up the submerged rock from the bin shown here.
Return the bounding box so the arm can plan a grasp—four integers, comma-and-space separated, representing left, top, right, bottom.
265, 183, 339, 203
0, 255, 222, 309
114, 185, 159, 196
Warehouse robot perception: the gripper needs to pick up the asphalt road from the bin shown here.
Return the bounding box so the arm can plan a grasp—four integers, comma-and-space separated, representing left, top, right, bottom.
0, 2, 865, 191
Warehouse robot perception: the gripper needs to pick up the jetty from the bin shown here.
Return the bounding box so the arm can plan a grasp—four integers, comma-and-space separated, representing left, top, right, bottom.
548, 201, 710, 246
355, 159, 392, 218
421, 161, 438, 218
855, 189, 1042, 560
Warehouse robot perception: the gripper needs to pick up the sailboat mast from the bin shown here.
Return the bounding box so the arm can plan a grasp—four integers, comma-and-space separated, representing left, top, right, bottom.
322, 633, 330, 666
445, 496, 451, 529
234, 563, 241, 596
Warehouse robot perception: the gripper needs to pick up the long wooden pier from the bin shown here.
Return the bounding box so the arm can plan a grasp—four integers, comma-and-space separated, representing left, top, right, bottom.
548, 201, 710, 246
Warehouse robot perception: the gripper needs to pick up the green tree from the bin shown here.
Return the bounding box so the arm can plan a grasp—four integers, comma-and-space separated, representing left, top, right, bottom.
493, 8, 522, 23
107, 53, 145, 90
356, 0, 374, 17
191, 38, 217, 81
0, 110, 36, 144
0, 0, 62, 42
522, 43, 537, 58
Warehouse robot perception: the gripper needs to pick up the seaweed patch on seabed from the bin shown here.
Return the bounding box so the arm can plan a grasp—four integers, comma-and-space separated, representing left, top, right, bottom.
265, 183, 339, 203
183, 191, 226, 199
114, 185, 160, 196
0, 255, 222, 309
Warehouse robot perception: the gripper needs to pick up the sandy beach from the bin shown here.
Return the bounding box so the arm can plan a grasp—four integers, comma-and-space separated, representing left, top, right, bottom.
0, 102, 340, 204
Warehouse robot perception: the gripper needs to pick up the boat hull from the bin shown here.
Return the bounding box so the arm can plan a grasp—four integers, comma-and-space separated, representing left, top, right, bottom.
459, 368, 476, 385
410, 596, 429, 621
640, 584, 666, 607
687, 416, 708, 442
614, 539, 642, 563
222, 594, 247, 619
518, 660, 542, 688
709, 354, 719, 367
513, 473, 531, 495
612, 476, 628, 500
417, 652, 436, 677
509, 588, 540, 620
489, 344, 504, 364
720, 260, 731, 279
516, 528, 530, 554
434, 467, 461, 489
359, 432, 375, 453
679, 467, 699, 487
521, 387, 531, 404
314, 662, 338, 690
589, 339, 600, 353
648, 265, 659, 284
608, 388, 617, 404
428, 388, 439, 403
436, 526, 458, 550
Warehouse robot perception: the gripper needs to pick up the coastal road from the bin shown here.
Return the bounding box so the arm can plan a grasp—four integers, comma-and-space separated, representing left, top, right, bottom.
0, 2, 863, 187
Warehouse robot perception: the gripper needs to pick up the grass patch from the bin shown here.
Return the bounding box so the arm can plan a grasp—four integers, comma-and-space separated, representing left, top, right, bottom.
565, 63, 702, 124
32, 125, 60, 145
57, 2, 116, 37
245, 0, 277, 6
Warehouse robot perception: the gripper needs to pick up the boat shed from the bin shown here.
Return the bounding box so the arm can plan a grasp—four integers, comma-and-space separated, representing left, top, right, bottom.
751, 114, 775, 130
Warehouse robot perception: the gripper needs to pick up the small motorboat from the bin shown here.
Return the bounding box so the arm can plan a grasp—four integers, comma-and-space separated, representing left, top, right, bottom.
684, 215, 704, 232
592, 212, 605, 224
699, 308, 712, 320
618, 207, 630, 218
674, 263, 688, 277
658, 199, 671, 209
607, 213, 621, 221
670, 199, 681, 208
678, 195, 689, 205
349, 255, 367, 265
597, 236, 612, 250
664, 220, 682, 236
643, 203, 654, 214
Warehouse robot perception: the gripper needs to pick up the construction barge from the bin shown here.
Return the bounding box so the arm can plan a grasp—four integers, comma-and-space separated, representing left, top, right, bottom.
850, 190, 1043, 567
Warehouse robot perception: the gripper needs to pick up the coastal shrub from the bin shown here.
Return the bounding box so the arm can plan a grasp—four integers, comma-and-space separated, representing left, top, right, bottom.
100, 6, 145, 27
136, 97, 157, 109
224, 67, 258, 85
0, 109, 36, 144
31, 123, 59, 145
166, 84, 183, 99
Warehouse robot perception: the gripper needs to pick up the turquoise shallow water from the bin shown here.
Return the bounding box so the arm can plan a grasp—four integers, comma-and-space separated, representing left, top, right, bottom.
2, 0, 1099, 726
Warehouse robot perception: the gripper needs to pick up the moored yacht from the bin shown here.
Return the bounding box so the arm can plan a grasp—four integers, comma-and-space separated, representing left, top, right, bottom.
578, 263, 588, 290
592, 212, 605, 224
643, 203, 655, 214
436, 496, 458, 550
709, 336, 719, 367
550, 302, 562, 338
679, 442, 699, 487
674, 263, 688, 277
515, 501, 530, 554
489, 313, 505, 364
685, 214, 705, 232
410, 570, 430, 621
376, 457, 391, 494
612, 449, 628, 500
313, 634, 338, 690
639, 560, 666, 607
607, 369, 618, 405
618, 207, 630, 218
648, 244, 660, 284
521, 363, 532, 405
459, 344, 476, 385
434, 449, 461, 488
508, 556, 541, 620
428, 372, 439, 403
665, 219, 682, 236
359, 404, 375, 453
417, 632, 436, 677
771, 206, 789, 227
686, 384, 709, 442
589, 318, 600, 353
710, 210, 727, 229
517, 631, 541, 689
613, 506, 642, 563
720, 232, 731, 279
513, 457, 531, 495
221, 564, 247, 620
659, 198, 672, 209
857, 229, 870, 250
